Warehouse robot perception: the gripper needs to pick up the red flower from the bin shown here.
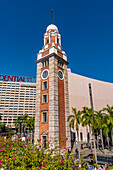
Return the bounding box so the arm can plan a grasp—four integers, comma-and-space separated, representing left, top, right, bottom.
36, 148, 39, 153
42, 164, 46, 167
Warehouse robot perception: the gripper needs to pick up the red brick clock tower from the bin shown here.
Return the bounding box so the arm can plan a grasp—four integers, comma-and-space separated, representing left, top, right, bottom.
34, 23, 71, 149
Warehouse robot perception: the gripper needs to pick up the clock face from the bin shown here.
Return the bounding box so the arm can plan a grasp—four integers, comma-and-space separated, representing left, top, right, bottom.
41, 69, 49, 80
58, 70, 64, 80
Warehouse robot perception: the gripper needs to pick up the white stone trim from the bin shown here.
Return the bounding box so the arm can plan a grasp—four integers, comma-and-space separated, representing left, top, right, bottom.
44, 37, 46, 45
62, 51, 67, 61
37, 53, 42, 60
45, 44, 48, 49
49, 46, 57, 55
55, 35, 57, 43
63, 54, 67, 61
58, 45, 61, 50
49, 33, 51, 43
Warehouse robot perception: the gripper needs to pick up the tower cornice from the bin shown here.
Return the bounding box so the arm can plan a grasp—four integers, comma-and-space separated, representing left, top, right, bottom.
35, 52, 69, 65
37, 45, 67, 62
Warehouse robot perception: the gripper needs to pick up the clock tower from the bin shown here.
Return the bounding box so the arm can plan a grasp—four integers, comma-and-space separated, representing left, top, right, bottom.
34, 23, 71, 149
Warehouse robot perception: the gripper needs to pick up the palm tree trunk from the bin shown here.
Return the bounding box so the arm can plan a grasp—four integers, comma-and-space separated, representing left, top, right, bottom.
77, 131, 80, 160
32, 129, 34, 143
92, 130, 97, 164
24, 126, 25, 136
20, 123, 21, 137
96, 132, 99, 150
112, 128, 113, 146
86, 125, 89, 147
89, 127, 92, 150
107, 135, 110, 149
100, 129, 104, 151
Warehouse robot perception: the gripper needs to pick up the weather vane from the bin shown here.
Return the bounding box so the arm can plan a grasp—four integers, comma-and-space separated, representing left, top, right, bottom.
51, 9, 53, 24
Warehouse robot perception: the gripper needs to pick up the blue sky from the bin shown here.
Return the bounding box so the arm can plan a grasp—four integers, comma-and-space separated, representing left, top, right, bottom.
0, 0, 113, 82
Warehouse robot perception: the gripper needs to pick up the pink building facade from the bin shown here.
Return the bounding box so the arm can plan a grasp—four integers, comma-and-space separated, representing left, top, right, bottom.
68, 71, 113, 142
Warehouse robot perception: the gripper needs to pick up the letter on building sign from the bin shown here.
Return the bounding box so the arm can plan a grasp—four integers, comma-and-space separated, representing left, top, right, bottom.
26, 78, 29, 82
3, 75, 8, 81
0, 75, 4, 80
8, 76, 13, 81
17, 76, 26, 82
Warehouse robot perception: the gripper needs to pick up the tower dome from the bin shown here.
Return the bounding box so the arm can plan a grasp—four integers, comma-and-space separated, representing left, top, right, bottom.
46, 24, 58, 32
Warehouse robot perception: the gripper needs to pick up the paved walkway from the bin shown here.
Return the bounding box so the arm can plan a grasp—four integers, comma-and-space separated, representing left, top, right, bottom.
73, 147, 113, 169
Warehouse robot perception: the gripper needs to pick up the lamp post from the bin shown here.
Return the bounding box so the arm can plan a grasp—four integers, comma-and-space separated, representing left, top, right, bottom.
89, 83, 97, 164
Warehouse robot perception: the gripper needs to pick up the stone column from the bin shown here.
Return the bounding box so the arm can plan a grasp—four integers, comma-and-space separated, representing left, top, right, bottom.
64, 64, 71, 148
49, 56, 59, 148
34, 62, 41, 144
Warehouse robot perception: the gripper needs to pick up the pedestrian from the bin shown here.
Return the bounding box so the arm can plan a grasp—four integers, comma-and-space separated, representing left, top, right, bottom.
85, 163, 88, 170
89, 159, 93, 170
68, 147, 71, 154
68, 147, 71, 158
75, 148, 78, 154
90, 164, 93, 170
81, 144, 83, 149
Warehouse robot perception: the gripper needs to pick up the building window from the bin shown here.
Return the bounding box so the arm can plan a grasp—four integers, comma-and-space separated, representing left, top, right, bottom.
47, 39, 49, 44
58, 60, 63, 68
42, 59, 49, 68
42, 94, 47, 104
42, 112, 47, 123
42, 136, 47, 148
57, 38, 59, 44
43, 81, 47, 90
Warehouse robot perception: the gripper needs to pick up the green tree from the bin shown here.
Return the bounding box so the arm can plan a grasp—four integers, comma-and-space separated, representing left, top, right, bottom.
0, 123, 11, 133
15, 116, 23, 136
22, 113, 29, 136
26, 117, 35, 143
26, 117, 35, 132
94, 110, 105, 151
81, 107, 95, 150
101, 114, 111, 149
103, 105, 113, 146
67, 107, 81, 160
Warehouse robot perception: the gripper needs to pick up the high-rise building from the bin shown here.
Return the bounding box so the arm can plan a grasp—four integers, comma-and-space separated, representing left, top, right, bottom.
0, 75, 36, 128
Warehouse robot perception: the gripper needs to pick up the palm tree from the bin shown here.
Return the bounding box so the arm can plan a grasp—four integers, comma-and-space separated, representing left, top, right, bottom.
22, 113, 29, 136
15, 116, 23, 136
101, 114, 111, 149
94, 110, 105, 151
103, 105, 113, 146
67, 107, 81, 160
26, 117, 35, 143
81, 107, 95, 150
